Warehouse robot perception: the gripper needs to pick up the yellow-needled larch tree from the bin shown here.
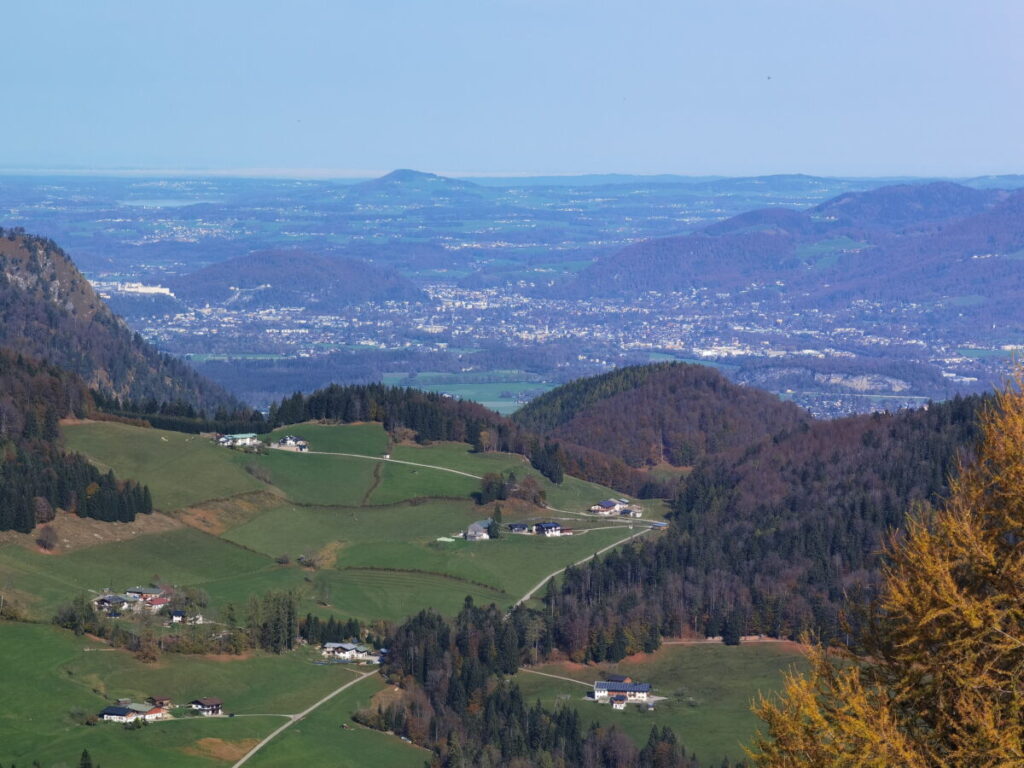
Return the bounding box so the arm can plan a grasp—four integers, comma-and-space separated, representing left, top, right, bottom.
750, 376, 1024, 768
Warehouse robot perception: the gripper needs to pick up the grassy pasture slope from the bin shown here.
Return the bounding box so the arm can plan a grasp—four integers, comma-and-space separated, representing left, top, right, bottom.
388, 440, 639, 512
243, 675, 426, 768
517, 642, 808, 763
63, 422, 265, 510
259, 450, 377, 506
265, 422, 389, 455
66, 643, 356, 715
0, 528, 272, 619
0, 623, 281, 768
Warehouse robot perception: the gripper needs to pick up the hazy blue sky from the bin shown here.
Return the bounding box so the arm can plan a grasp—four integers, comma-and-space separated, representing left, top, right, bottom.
3, 1, 1022, 177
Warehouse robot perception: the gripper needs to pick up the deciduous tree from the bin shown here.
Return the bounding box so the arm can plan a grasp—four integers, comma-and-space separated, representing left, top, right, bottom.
751, 377, 1024, 766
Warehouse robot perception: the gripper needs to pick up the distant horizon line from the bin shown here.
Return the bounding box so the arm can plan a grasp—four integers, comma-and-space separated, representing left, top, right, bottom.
0, 166, 1021, 182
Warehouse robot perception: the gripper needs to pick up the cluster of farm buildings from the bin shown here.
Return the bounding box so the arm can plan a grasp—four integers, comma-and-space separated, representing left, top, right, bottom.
98, 696, 223, 723
464, 519, 573, 541
590, 674, 654, 711
93, 586, 202, 624
589, 498, 643, 517
320, 642, 383, 662
216, 433, 310, 451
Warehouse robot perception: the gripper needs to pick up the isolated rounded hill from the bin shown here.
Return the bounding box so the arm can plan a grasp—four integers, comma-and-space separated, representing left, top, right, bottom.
512, 362, 808, 468
170, 249, 425, 308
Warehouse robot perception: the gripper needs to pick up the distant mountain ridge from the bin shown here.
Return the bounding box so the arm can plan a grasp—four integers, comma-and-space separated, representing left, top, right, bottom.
169, 249, 425, 308
0, 229, 238, 410
573, 182, 1024, 312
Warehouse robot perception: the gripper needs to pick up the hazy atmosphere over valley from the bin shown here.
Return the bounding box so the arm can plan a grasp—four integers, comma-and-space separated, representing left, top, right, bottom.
2, 3, 1023, 768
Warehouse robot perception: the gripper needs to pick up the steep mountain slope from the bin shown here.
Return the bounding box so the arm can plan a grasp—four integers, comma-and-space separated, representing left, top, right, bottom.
0, 229, 237, 411
169, 249, 425, 308
573, 182, 1024, 308
513, 363, 808, 467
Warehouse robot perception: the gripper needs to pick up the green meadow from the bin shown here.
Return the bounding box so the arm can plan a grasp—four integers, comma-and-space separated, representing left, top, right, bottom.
0, 419, 691, 766
0, 623, 283, 768
63, 422, 264, 510
516, 642, 808, 763
242, 675, 427, 768
0, 528, 272, 619
265, 422, 390, 455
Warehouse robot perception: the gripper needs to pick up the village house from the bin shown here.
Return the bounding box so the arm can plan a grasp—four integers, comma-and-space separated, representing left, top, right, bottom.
99, 706, 136, 723
217, 433, 260, 448
128, 702, 167, 721
594, 681, 651, 702
508, 523, 530, 534
590, 498, 632, 515
611, 695, 628, 711
605, 674, 633, 684
145, 596, 171, 612
149, 696, 173, 708
190, 698, 223, 716
322, 642, 377, 661
465, 519, 492, 542
94, 594, 127, 614
619, 505, 643, 518
534, 522, 563, 537
126, 586, 163, 598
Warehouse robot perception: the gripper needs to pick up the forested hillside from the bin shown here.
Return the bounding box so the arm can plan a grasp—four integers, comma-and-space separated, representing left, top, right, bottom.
0, 350, 152, 532
513, 363, 808, 467
0, 228, 237, 411
538, 395, 983, 658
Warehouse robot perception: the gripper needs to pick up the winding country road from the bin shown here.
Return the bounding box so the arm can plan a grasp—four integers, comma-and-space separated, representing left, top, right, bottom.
231, 669, 377, 767
517, 667, 593, 687
303, 449, 483, 479
513, 527, 651, 607
297, 447, 640, 526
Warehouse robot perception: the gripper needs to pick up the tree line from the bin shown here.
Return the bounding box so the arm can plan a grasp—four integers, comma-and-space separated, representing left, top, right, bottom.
0, 350, 153, 533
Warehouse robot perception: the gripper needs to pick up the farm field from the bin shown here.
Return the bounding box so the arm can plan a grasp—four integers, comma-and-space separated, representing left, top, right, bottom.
0, 622, 411, 768
0, 527, 273, 620
64, 422, 636, 517
1, 418, 692, 765
242, 675, 427, 768
258, 450, 378, 506
264, 422, 390, 456
389, 440, 645, 514
63, 422, 265, 511
65, 641, 358, 715
221, 499, 645, 616
515, 641, 808, 763
0, 622, 283, 768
